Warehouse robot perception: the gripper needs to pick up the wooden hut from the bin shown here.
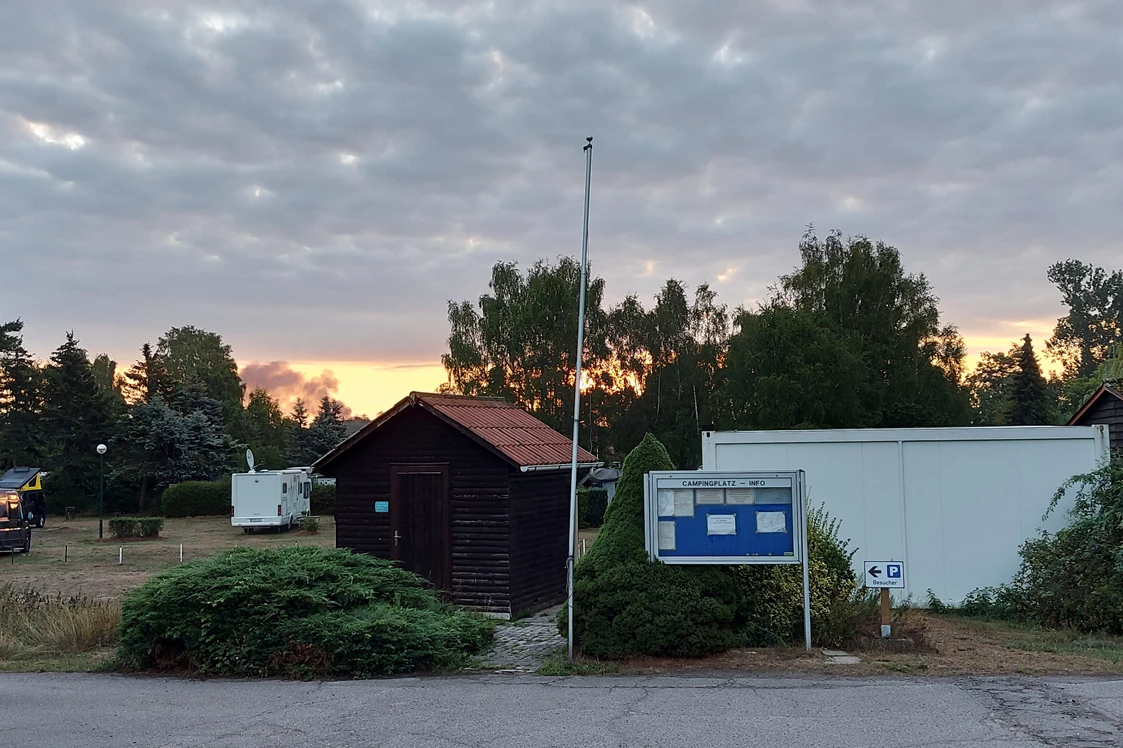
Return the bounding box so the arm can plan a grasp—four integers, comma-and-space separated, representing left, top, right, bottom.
313, 392, 599, 617
1067, 383, 1123, 454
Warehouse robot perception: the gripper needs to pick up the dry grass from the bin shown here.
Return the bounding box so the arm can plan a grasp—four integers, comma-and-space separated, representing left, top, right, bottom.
3, 515, 336, 599
0, 584, 120, 663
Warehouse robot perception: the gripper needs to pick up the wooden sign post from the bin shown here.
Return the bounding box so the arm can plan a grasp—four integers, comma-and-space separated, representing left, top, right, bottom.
864, 561, 906, 638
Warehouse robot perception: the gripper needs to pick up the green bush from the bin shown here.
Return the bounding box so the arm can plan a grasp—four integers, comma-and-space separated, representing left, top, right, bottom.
732, 508, 868, 648
562, 433, 873, 657
579, 488, 608, 529
310, 482, 336, 515
963, 457, 1123, 632
108, 518, 164, 539
161, 478, 231, 518
301, 516, 320, 534
563, 434, 741, 658
116, 546, 493, 678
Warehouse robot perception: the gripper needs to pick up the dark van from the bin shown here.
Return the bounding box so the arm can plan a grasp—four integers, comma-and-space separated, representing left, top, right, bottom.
0, 492, 31, 553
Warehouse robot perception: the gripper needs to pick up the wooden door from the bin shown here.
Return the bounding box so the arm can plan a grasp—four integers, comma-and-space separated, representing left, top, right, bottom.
390, 465, 451, 591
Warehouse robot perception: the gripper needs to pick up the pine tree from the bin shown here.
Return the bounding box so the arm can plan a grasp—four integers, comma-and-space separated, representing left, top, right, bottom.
41, 332, 117, 509
0, 321, 45, 469
1007, 334, 1052, 426
286, 398, 311, 466
304, 396, 347, 463
121, 343, 175, 404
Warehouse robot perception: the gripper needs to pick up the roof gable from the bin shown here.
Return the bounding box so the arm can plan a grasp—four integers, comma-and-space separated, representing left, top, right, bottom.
1067, 383, 1123, 425
314, 392, 599, 471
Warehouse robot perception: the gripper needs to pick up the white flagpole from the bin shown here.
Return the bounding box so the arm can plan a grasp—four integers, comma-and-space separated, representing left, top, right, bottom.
567, 137, 593, 661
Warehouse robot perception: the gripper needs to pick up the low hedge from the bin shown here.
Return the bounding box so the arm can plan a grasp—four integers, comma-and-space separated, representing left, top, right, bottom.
310, 483, 336, 515
108, 517, 164, 539
162, 479, 230, 518
116, 546, 494, 677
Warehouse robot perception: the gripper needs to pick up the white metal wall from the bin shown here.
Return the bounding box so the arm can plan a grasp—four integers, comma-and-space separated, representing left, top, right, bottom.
701, 426, 1110, 604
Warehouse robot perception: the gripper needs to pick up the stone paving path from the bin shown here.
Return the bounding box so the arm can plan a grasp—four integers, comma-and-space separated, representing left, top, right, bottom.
478, 605, 565, 672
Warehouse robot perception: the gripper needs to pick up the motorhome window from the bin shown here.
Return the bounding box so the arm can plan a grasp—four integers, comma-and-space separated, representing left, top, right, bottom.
303, 482, 311, 498
282, 483, 287, 494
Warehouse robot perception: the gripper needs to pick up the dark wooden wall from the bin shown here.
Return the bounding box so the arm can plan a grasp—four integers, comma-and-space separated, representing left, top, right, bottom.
325, 406, 514, 614
1075, 395, 1123, 454
508, 471, 569, 615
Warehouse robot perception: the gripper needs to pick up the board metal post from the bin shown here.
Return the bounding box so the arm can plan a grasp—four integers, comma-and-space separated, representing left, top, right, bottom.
800, 471, 811, 653
880, 589, 892, 638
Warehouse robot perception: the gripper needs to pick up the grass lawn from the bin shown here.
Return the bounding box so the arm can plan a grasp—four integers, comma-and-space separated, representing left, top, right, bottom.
0, 515, 336, 599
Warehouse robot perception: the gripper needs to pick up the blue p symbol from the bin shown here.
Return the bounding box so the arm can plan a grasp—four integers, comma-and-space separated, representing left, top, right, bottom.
887, 564, 901, 579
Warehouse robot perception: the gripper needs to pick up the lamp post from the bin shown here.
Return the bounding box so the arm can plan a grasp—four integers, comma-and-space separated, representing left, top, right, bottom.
96, 444, 107, 539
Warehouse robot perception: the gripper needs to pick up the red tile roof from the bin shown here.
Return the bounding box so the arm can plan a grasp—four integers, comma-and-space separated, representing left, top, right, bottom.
314, 392, 599, 470
419, 393, 599, 467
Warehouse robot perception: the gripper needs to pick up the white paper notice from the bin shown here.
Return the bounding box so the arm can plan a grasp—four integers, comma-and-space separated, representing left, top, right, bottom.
706, 514, 737, 536
658, 521, 676, 550
673, 490, 695, 517
695, 488, 725, 505
756, 511, 787, 533
657, 490, 675, 517
725, 488, 755, 505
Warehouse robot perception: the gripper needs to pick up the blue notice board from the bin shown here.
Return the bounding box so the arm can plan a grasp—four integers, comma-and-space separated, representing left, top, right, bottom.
644, 471, 806, 565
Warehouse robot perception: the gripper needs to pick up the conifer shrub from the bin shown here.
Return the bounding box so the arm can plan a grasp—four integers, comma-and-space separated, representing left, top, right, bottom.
563, 434, 741, 658
116, 546, 493, 677
562, 433, 872, 657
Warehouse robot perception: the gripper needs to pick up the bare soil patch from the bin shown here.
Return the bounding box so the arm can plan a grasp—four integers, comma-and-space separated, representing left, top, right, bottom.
619, 613, 1123, 677
0, 515, 336, 599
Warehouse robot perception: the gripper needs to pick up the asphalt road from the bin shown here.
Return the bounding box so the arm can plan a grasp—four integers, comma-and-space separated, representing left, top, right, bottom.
6, 672, 1123, 748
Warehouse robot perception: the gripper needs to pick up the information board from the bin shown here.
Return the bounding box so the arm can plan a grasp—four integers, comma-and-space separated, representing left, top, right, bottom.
643, 471, 807, 565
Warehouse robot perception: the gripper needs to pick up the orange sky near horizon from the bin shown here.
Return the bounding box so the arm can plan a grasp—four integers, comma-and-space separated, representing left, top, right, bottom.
276, 319, 1059, 420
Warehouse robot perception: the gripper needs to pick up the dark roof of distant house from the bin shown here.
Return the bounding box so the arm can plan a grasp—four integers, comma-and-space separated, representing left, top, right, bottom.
0, 467, 41, 490
313, 392, 599, 471
1067, 383, 1123, 425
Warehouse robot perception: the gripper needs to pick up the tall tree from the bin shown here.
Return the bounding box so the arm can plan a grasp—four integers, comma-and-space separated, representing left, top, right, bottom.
112, 398, 238, 512
1046, 260, 1123, 378
304, 396, 347, 463
966, 349, 1019, 426
120, 343, 175, 404
0, 320, 45, 468
286, 398, 311, 466
441, 258, 609, 432
1007, 334, 1052, 425
771, 228, 970, 427
607, 281, 730, 467
721, 305, 867, 430
155, 326, 245, 421
242, 388, 290, 469
40, 332, 117, 509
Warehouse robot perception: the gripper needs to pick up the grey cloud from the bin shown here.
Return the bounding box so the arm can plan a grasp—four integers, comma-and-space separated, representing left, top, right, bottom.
1, 0, 1121, 370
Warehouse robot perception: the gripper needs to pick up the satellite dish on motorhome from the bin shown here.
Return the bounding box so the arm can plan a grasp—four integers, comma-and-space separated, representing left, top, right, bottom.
246, 449, 256, 473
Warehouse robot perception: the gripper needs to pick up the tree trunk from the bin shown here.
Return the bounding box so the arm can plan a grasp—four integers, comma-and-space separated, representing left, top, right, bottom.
138, 474, 149, 514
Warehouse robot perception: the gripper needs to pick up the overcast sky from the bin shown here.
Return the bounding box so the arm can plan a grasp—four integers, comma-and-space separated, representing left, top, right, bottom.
3, 1, 1121, 415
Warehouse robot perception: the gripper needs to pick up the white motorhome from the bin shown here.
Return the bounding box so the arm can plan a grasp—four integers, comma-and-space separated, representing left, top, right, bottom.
702, 425, 1110, 605
231, 467, 312, 533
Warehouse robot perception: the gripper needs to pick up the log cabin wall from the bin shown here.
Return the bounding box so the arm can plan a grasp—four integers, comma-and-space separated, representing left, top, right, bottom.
507, 471, 569, 615
327, 406, 514, 614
